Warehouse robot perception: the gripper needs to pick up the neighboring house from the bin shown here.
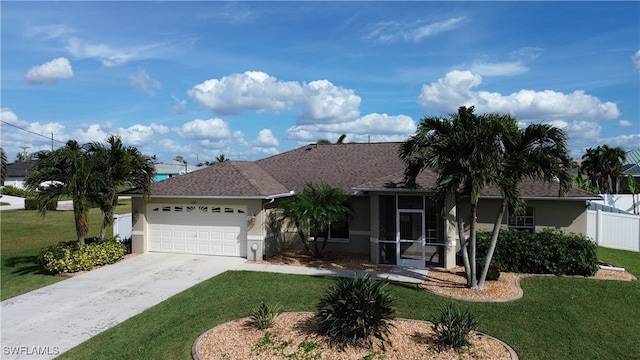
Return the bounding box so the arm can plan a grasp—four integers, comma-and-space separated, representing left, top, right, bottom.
126, 142, 600, 269
622, 149, 640, 187
153, 160, 203, 182
2, 162, 30, 189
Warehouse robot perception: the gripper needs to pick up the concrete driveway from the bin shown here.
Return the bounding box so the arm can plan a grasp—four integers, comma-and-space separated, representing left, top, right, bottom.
0, 253, 247, 360
1, 252, 426, 359
0, 195, 25, 211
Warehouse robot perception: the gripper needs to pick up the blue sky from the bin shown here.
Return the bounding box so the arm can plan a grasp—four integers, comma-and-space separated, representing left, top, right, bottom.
2, 1, 638, 164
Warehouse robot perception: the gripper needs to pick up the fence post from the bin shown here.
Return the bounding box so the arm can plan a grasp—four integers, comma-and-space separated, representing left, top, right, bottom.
596, 209, 603, 246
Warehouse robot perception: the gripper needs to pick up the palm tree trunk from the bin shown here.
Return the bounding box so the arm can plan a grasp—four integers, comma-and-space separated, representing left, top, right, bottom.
477, 198, 508, 289
455, 192, 472, 286
469, 201, 478, 289
73, 200, 89, 245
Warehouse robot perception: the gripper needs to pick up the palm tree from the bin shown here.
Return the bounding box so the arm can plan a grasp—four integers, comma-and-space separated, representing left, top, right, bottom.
476, 120, 572, 288
1, 147, 7, 185
581, 145, 626, 193
400, 107, 572, 289
400, 107, 507, 287
215, 154, 228, 163
276, 182, 352, 258
85, 135, 156, 240
25, 140, 101, 244
600, 145, 626, 193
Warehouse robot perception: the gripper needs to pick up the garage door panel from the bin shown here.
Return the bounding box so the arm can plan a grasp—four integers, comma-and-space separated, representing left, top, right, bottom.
148, 204, 247, 256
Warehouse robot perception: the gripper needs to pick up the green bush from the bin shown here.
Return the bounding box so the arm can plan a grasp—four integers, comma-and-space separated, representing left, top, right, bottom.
250, 301, 282, 330
0, 185, 31, 197
477, 228, 599, 276
25, 197, 58, 211
430, 303, 481, 352
38, 238, 126, 274
315, 274, 396, 350
476, 258, 501, 281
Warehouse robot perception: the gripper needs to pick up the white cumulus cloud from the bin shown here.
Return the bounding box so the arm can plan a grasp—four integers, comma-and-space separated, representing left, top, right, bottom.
188, 71, 303, 115
285, 113, 416, 143
253, 129, 279, 147
175, 118, 231, 140
129, 68, 161, 96
25, 57, 73, 84
418, 70, 620, 121
296, 80, 361, 124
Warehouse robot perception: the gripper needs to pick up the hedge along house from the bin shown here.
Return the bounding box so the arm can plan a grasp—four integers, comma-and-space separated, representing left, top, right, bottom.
126, 142, 600, 269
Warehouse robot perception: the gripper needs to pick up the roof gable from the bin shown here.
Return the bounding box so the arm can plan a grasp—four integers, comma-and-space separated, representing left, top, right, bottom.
145, 161, 289, 197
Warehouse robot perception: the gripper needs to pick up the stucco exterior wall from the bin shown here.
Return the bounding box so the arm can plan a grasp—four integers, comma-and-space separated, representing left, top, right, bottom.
474, 198, 589, 235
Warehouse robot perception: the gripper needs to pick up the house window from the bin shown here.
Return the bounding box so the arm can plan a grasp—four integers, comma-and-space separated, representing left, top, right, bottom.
508, 207, 535, 232
317, 219, 350, 241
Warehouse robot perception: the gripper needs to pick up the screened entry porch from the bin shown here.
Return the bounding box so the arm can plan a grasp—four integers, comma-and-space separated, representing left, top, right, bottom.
374, 195, 446, 268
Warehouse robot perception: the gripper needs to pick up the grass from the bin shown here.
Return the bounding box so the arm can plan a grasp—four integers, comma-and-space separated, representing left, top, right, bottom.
0, 199, 132, 300
56, 247, 640, 360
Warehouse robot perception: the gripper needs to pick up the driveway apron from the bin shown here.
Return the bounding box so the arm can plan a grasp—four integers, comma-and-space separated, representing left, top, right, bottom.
1, 253, 246, 360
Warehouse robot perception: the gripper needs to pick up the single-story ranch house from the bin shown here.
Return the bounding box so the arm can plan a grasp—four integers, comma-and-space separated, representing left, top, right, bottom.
126, 142, 600, 269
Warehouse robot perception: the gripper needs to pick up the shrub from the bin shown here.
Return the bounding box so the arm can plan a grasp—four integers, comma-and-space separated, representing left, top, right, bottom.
250, 301, 282, 330
477, 228, 599, 276
39, 239, 126, 274
476, 258, 501, 281
430, 303, 481, 352
0, 185, 31, 197
24, 197, 57, 211
315, 274, 396, 350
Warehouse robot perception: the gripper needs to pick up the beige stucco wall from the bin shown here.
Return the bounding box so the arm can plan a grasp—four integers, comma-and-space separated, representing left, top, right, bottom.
475, 198, 589, 234
131, 197, 267, 260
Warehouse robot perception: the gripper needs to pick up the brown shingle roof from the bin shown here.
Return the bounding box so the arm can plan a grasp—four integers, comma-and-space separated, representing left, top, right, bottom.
256, 142, 406, 193
143, 161, 289, 197
131, 142, 599, 200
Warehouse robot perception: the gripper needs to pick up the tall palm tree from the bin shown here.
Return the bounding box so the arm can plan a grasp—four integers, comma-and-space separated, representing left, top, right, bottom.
476, 120, 572, 288
25, 140, 101, 244
276, 182, 352, 258
400, 107, 507, 287
400, 107, 572, 289
85, 135, 156, 240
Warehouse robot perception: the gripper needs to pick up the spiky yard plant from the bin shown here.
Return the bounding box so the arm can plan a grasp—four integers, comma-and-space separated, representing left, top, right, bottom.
315, 273, 396, 350
250, 301, 282, 330
430, 303, 481, 352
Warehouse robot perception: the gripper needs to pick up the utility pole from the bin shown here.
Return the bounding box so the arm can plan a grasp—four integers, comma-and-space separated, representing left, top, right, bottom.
18, 146, 30, 162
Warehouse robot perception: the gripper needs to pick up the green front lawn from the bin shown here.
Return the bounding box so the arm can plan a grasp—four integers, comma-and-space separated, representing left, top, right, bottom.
58, 248, 640, 360
0, 199, 131, 300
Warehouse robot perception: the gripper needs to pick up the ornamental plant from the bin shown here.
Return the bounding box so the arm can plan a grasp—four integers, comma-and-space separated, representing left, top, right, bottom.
250, 301, 282, 330
315, 274, 396, 350
430, 303, 481, 352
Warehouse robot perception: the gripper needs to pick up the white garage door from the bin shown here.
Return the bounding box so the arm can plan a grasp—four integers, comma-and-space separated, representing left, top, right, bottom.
148, 204, 247, 257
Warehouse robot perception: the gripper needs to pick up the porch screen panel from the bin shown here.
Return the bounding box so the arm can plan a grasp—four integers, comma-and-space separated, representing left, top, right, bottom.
378, 195, 397, 265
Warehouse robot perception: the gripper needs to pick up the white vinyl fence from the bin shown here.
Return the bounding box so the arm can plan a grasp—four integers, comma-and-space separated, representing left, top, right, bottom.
587, 210, 640, 252
113, 213, 133, 241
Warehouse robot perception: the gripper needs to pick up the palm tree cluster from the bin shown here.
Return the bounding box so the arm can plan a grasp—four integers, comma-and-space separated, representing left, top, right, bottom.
579, 145, 627, 194
24, 136, 156, 244
400, 106, 572, 289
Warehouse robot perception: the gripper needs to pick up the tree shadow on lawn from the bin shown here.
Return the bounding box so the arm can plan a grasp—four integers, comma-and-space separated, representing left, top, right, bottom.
3, 255, 49, 275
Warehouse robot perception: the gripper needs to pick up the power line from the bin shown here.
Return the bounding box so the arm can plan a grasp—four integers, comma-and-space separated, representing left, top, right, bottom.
0, 120, 66, 145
